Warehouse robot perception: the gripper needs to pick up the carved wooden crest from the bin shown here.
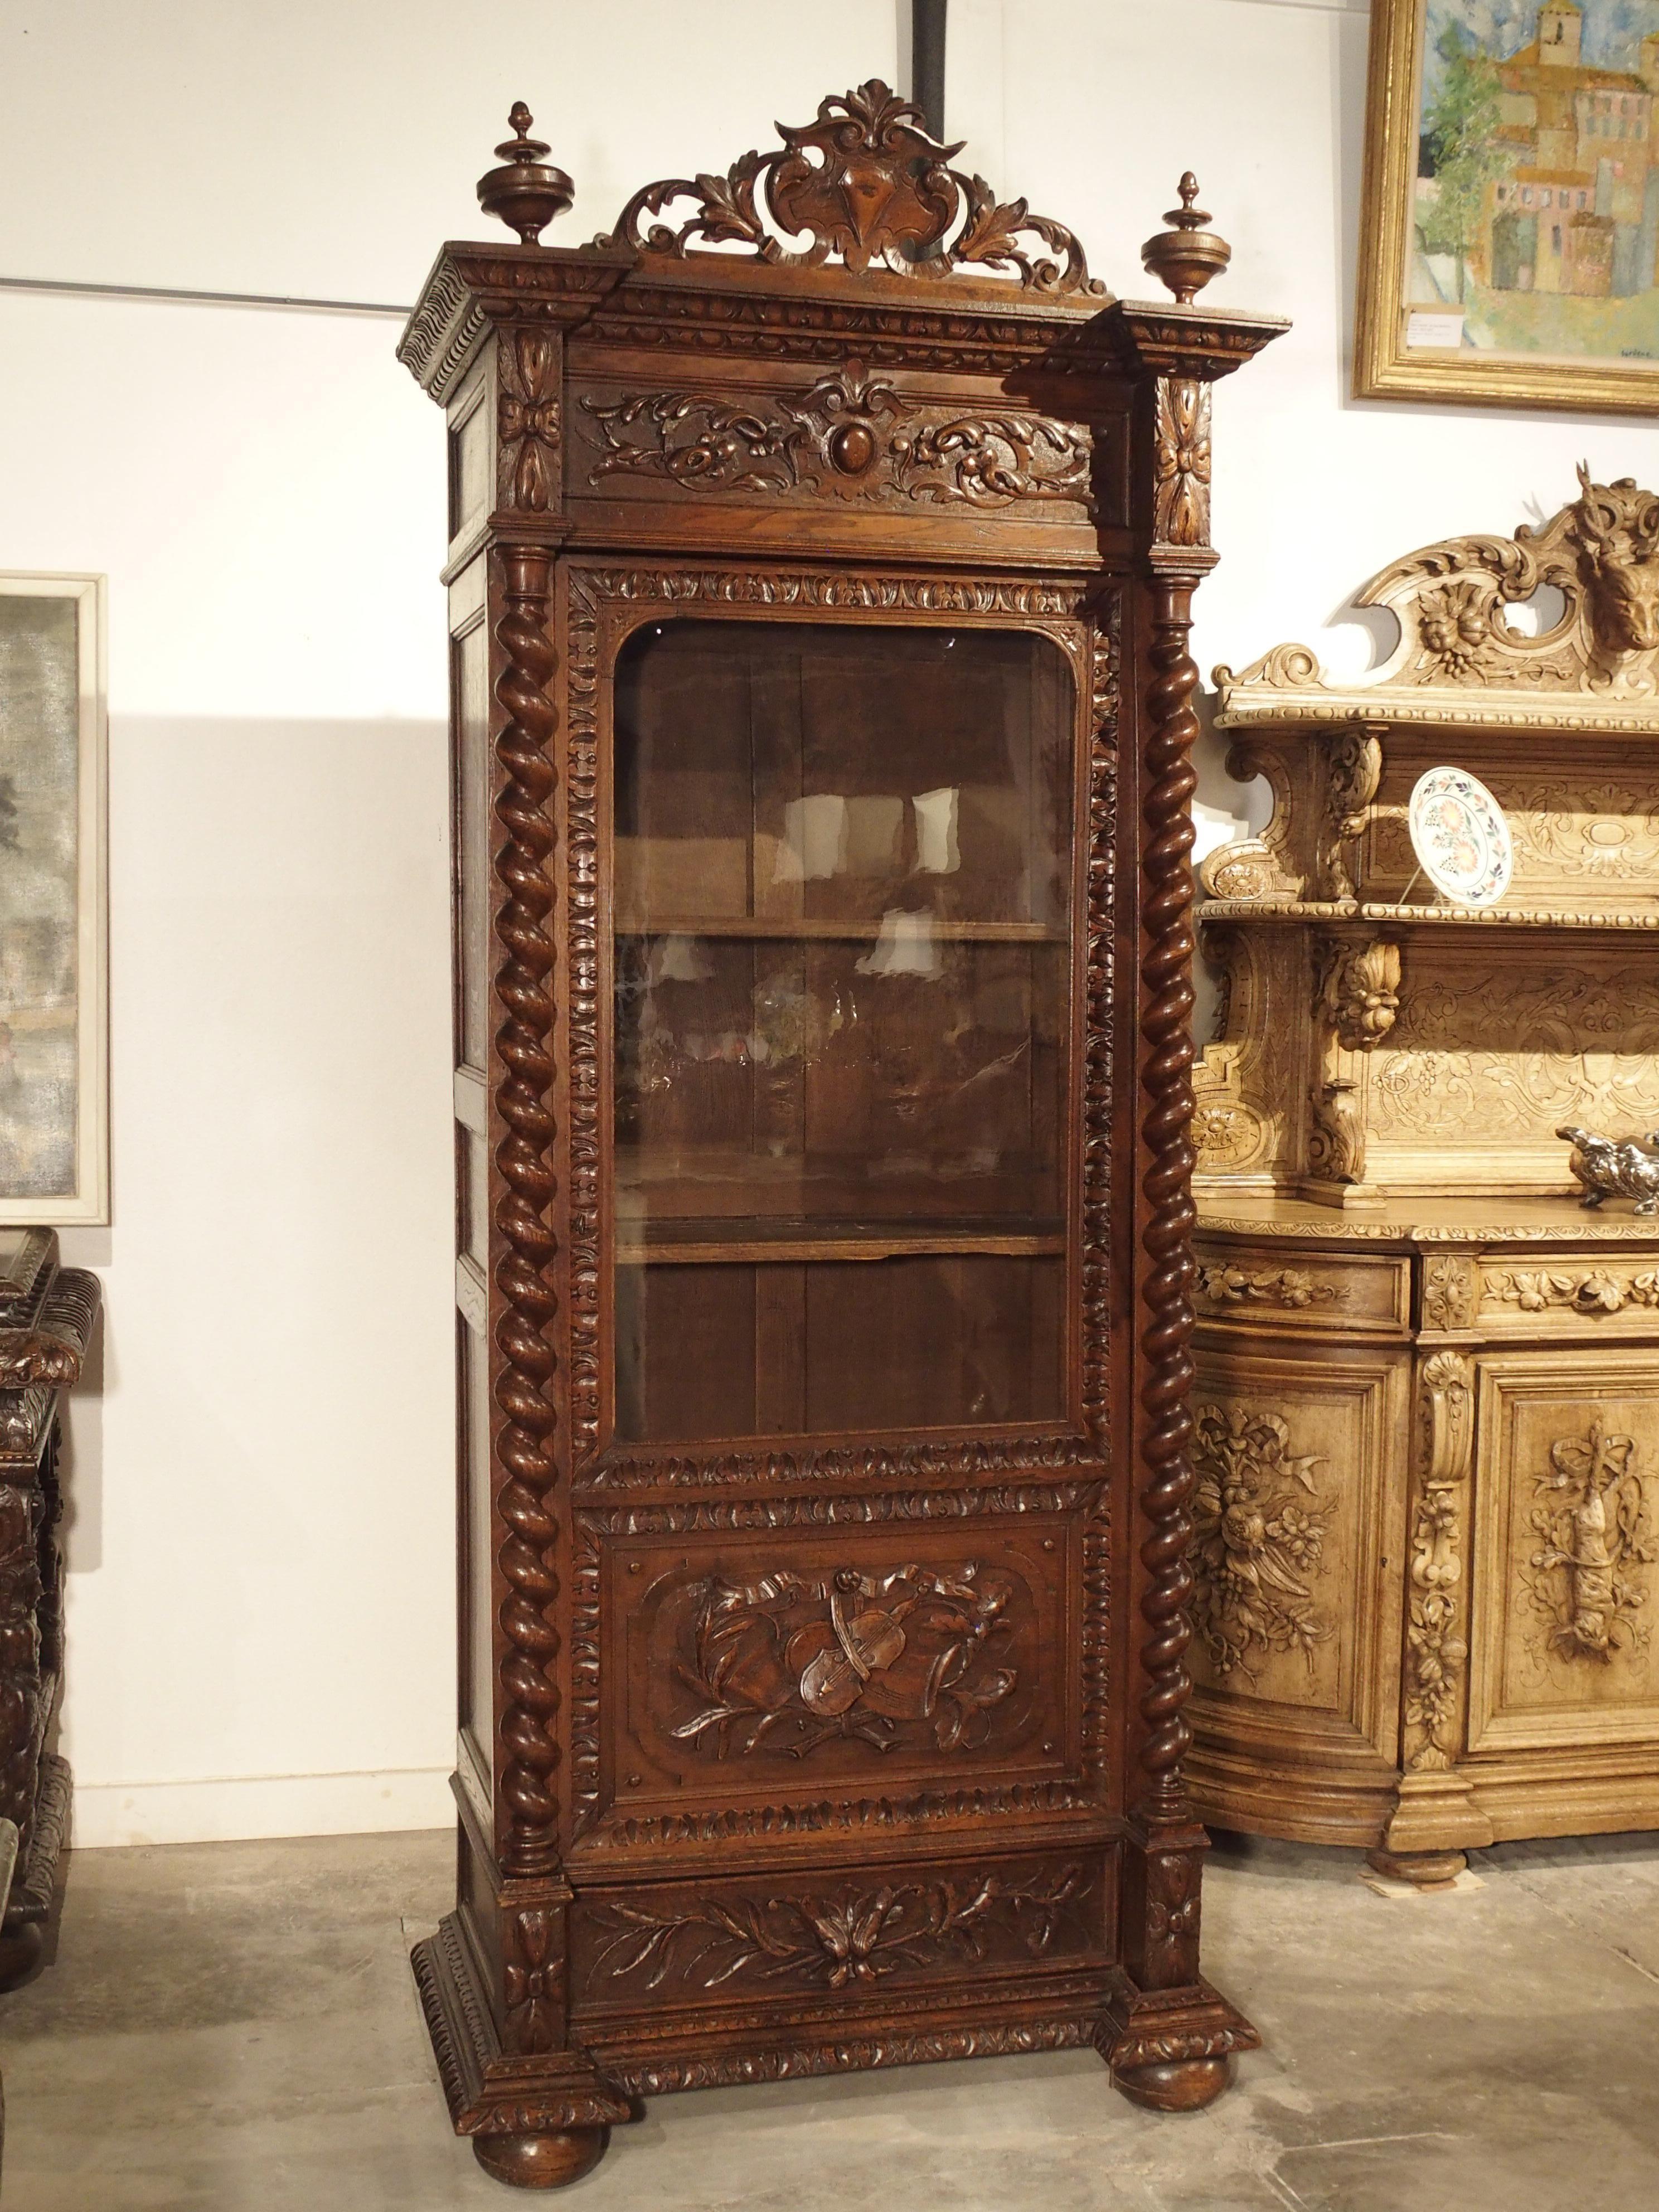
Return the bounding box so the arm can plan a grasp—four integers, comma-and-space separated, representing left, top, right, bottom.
594, 79, 1105, 295
1217, 468, 1659, 724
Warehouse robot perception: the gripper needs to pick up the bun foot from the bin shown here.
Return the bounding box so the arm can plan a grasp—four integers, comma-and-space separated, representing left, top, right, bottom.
1112, 2054, 1233, 2111
1367, 1847, 1466, 1891
0, 1920, 42, 1992
473, 2126, 610, 2189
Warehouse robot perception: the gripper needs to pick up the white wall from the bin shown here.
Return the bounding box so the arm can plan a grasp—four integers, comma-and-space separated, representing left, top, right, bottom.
6, 0, 1658, 1845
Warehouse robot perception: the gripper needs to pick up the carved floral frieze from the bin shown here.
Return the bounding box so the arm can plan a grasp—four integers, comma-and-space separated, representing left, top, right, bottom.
584, 1863, 1091, 1996
1485, 1265, 1659, 1317
1191, 1404, 1332, 1682
579, 374, 1090, 510
1196, 1264, 1343, 1311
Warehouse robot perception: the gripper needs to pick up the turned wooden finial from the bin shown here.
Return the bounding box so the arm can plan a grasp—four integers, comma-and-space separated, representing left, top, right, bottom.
1141, 173, 1231, 304
477, 101, 574, 245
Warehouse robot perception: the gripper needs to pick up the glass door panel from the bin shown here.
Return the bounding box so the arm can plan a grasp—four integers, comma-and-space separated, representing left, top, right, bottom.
612, 619, 1074, 1442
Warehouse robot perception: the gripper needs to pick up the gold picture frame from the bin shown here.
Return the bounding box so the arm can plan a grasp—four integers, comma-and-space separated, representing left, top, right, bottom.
1357, 0, 1659, 413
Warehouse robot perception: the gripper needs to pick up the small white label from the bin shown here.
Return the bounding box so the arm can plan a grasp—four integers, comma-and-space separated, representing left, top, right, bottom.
1407, 311, 1466, 351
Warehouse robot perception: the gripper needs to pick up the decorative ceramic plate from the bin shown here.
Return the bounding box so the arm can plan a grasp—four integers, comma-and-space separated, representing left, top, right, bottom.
1407, 766, 1514, 908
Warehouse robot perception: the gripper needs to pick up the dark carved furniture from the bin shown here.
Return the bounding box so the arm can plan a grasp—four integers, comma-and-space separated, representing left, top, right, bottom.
0, 1229, 97, 1986
399, 84, 1285, 2187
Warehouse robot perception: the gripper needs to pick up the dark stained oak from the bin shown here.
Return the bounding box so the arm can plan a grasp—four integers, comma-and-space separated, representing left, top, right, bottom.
399, 83, 1287, 2185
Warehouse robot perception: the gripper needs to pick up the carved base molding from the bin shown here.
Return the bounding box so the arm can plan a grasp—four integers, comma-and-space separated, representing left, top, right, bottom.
1095, 1972, 1260, 2111
411, 1916, 633, 2143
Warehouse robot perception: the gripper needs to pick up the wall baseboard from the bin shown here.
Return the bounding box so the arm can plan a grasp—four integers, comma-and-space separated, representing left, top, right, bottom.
71, 1765, 452, 1848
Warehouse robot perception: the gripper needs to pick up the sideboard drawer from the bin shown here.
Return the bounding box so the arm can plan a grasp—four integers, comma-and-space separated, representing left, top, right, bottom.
1476, 1253, 1659, 1338
1195, 1241, 1410, 1336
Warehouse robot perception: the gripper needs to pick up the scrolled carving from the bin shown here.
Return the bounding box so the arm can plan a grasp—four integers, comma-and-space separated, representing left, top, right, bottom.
1321, 726, 1384, 898
1404, 1351, 1473, 1772
586, 1864, 1090, 1995
594, 80, 1104, 295
1151, 380, 1211, 549
1308, 1078, 1365, 1186
579, 372, 1090, 508
1190, 1404, 1332, 1681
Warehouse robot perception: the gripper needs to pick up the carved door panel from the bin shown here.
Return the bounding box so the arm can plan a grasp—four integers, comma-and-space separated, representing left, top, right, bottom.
1469, 1351, 1659, 1754
568, 1495, 1100, 1855
1188, 1343, 1410, 1769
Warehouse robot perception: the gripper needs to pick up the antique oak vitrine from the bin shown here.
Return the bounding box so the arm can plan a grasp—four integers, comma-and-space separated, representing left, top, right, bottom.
399, 87, 1285, 2187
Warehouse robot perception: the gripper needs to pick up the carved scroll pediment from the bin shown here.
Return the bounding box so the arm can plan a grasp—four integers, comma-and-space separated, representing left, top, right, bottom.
1215, 469, 1659, 724
592, 80, 1107, 297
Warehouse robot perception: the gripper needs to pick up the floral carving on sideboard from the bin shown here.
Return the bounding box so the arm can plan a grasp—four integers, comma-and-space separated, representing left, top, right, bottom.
667, 1562, 1020, 1759
1191, 1404, 1332, 1682
1526, 1418, 1655, 1662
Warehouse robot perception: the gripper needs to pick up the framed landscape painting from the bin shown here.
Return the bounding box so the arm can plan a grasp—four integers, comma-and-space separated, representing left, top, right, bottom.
0, 575, 108, 1224
1357, 0, 1659, 410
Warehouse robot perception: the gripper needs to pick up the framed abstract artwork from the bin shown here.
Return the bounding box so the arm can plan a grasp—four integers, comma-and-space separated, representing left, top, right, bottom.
0, 575, 108, 1224
1357, 0, 1659, 411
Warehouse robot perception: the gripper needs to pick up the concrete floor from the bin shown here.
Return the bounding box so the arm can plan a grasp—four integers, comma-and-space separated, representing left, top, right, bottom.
0, 1827, 1655, 2211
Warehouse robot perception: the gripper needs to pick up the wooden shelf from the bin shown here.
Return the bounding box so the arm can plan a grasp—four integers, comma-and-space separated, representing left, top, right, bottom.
616, 1216, 1065, 1265
1199, 896, 1659, 933
613, 915, 1065, 943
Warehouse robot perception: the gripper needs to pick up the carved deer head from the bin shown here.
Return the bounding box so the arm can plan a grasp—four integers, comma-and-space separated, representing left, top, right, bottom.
1572, 464, 1659, 655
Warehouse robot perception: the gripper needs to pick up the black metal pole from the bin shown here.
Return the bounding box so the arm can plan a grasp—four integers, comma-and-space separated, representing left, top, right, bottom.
912, 0, 947, 139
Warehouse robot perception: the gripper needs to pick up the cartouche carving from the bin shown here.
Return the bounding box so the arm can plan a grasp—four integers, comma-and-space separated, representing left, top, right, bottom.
1190, 1405, 1331, 1682
594, 80, 1105, 295
587, 1865, 1089, 1994
1526, 1419, 1655, 1661
580, 374, 1090, 508
1404, 1352, 1473, 1771
668, 1564, 1018, 1759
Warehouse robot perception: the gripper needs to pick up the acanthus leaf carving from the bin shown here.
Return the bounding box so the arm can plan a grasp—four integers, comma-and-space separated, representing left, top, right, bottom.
591, 81, 1105, 297
585, 1862, 1092, 1996
1151, 379, 1211, 549
579, 372, 1090, 510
